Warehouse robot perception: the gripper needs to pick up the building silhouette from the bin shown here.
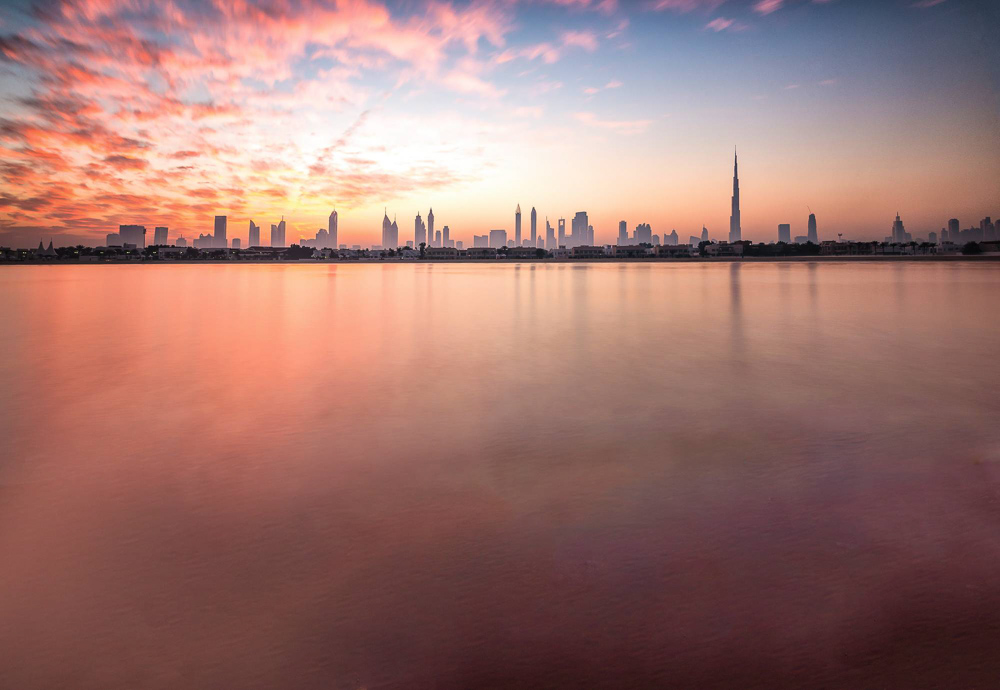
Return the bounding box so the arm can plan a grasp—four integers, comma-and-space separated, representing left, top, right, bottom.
427, 209, 435, 248
434, 229, 441, 247
232, 238, 241, 250
807, 213, 818, 243
489, 229, 507, 248
443, 225, 451, 248
214, 215, 227, 249
546, 218, 555, 250
530, 207, 537, 247
778, 223, 791, 243
271, 218, 286, 248
729, 150, 741, 243
701, 226, 709, 243
666, 229, 678, 246
249, 221, 260, 247
415, 212, 426, 247
515, 205, 522, 247
571, 212, 589, 247
890, 213, 910, 243
948, 218, 959, 239
618, 221, 627, 246
328, 210, 338, 249
119, 224, 146, 248
106, 232, 120, 246
153, 226, 168, 246
634, 223, 651, 245
474, 234, 488, 248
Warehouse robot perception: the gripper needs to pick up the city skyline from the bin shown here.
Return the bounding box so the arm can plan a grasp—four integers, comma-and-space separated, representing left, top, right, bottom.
1, 0, 998, 248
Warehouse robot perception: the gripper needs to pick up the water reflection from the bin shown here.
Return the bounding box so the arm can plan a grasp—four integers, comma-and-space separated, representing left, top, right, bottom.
1, 262, 999, 690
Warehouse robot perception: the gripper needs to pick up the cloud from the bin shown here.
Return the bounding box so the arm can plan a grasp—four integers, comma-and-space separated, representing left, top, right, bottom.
605, 80, 623, 89
753, 0, 784, 14
650, 0, 726, 11
705, 17, 741, 31
911, 0, 947, 6
561, 30, 599, 52
818, 78, 838, 86
573, 112, 653, 135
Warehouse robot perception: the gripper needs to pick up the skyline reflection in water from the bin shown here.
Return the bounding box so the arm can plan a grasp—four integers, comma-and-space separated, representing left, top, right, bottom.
1, 262, 999, 689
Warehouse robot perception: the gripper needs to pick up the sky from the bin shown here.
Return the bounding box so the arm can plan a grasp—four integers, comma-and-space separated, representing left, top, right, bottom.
0, 0, 997, 248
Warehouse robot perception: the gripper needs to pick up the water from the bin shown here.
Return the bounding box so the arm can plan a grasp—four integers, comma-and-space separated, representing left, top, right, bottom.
1, 262, 999, 689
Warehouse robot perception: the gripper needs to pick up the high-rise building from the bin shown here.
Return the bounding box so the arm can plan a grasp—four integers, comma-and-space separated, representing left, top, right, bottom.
778, 223, 791, 243
618, 221, 628, 246
443, 225, 451, 247
634, 223, 651, 244
546, 218, 555, 250
106, 232, 120, 246
489, 229, 507, 248
558, 218, 566, 248
588, 224, 594, 245
530, 207, 537, 247
214, 215, 227, 249
232, 238, 241, 250
515, 205, 522, 247
729, 150, 741, 243
175, 237, 187, 248
474, 234, 489, 248
928, 231, 938, 244
948, 218, 960, 238
328, 210, 338, 249
119, 224, 146, 248
415, 213, 426, 247
153, 226, 168, 245
701, 226, 709, 243
381, 210, 392, 248
891, 213, 909, 243
666, 229, 678, 246
571, 212, 589, 247
807, 213, 818, 244
434, 230, 441, 247
249, 221, 260, 247
428, 208, 435, 247
270, 218, 286, 248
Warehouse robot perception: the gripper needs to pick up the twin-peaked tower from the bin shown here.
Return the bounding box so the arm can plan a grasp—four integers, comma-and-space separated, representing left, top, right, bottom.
729, 148, 742, 244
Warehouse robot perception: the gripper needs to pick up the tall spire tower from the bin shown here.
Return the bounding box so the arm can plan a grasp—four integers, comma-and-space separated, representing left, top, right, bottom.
515, 204, 522, 247
729, 148, 741, 243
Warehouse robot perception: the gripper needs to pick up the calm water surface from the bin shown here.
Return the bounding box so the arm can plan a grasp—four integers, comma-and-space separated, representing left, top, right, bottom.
1, 262, 999, 689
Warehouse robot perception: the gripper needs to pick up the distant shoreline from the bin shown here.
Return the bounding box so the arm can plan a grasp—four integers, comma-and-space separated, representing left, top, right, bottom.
3, 255, 1000, 266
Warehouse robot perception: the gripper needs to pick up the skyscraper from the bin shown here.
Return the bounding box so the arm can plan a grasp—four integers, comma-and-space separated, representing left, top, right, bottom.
588, 224, 594, 245
558, 218, 566, 248
807, 213, 818, 244
443, 225, 450, 247
249, 221, 260, 247
515, 205, 522, 247
214, 215, 227, 249
270, 218, 286, 248
153, 226, 168, 245
530, 207, 537, 247
489, 229, 507, 248
328, 210, 338, 249
778, 223, 791, 243
546, 218, 555, 250
618, 220, 627, 246
382, 210, 391, 248
666, 229, 678, 246
701, 226, 709, 243
571, 212, 589, 247
729, 150, 741, 243
119, 224, 146, 248
948, 218, 960, 239
891, 213, 908, 243
415, 212, 426, 247
428, 208, 435, 247
634, 223, 651, 244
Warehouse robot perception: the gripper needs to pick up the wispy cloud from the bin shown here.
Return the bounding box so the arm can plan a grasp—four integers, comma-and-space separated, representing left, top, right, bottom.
704, 17, 747, 32
753, 0, 785, 15
911, 0, 947, 6
574, 112, 653, 134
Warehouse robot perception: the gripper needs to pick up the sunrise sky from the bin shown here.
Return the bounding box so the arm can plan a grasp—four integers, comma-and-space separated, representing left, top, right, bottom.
0, 0, 997, 247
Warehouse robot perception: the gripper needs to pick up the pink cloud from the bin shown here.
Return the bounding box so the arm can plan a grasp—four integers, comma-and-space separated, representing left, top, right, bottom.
753, 0, 785, 15
574, 112, 653, 135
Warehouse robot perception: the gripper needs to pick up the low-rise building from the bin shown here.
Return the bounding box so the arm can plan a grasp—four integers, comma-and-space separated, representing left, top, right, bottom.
571, 245, 608, 259
656, 244, 694, 258
425, 247, 459, 260
463, 247, 498, 259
